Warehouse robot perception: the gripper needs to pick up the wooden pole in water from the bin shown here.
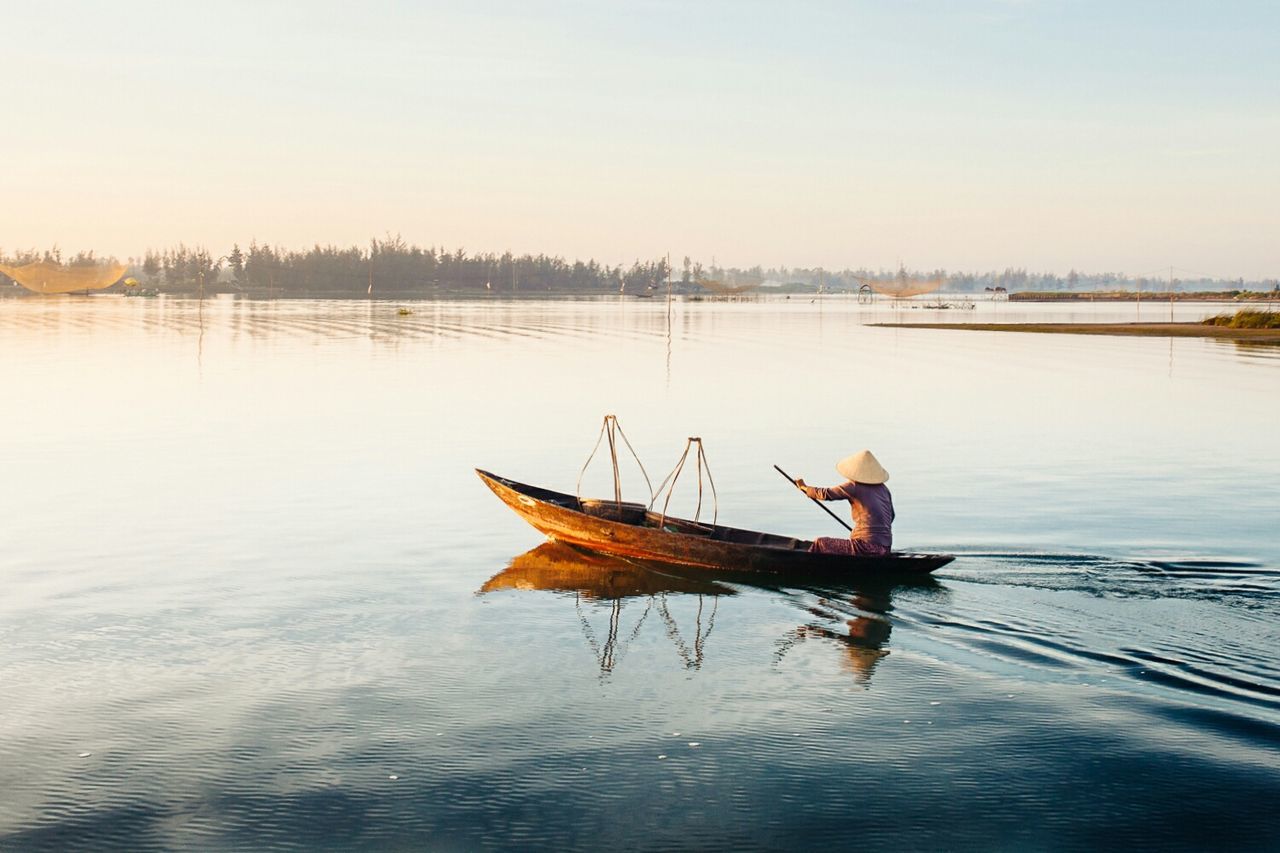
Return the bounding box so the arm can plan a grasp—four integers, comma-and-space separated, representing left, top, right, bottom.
666, 252, 673, 325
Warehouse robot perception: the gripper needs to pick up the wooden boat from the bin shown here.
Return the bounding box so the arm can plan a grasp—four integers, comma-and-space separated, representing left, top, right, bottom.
477, 470, 954, 575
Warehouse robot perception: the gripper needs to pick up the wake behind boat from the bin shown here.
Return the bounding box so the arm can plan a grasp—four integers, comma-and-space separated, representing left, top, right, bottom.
477, 469, 954, 575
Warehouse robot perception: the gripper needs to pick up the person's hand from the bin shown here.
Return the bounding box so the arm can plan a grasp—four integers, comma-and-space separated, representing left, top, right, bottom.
794, 478, 807, 490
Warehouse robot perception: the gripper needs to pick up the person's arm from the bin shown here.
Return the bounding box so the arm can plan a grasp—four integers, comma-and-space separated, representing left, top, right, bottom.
794, 479, 856, 501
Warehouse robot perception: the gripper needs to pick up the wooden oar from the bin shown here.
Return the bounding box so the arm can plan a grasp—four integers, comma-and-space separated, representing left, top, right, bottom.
774, 464, 853, 532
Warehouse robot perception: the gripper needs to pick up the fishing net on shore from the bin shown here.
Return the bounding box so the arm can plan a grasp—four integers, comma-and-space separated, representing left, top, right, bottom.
862, 273, 944, 298
0, 260, 127, 294
697, 276, 759, 295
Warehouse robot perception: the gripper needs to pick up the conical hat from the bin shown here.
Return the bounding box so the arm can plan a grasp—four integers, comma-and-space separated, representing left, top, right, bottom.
836, 450, 889, 484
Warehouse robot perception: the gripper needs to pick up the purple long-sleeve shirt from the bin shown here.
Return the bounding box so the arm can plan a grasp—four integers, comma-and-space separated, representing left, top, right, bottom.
810, 481, 895, 550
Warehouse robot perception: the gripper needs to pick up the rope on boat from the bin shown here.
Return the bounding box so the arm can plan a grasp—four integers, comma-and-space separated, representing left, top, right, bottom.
652, 437, 719, 529
576, 414, 654, 509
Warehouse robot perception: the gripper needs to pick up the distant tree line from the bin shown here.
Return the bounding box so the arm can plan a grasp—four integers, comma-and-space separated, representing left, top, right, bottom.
131, 237, 675, 295
3, 240, 1277, 295
0, 247, 111, 268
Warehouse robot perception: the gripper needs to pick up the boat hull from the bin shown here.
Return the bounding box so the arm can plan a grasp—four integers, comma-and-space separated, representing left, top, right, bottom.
477, 469, 953, 575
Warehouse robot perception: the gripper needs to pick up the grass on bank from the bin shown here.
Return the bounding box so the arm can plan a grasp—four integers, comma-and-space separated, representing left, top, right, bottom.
1202, 310, 1280, 330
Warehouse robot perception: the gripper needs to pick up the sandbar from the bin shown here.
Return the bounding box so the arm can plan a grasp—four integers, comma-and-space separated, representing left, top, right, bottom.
871, 322, 1280, 344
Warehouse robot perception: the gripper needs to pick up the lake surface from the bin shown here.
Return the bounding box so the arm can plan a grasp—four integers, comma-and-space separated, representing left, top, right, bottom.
2, 295, 1278, 851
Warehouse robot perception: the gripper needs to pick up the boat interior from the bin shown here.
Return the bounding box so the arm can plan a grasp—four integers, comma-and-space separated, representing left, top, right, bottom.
577, 496, 809, 551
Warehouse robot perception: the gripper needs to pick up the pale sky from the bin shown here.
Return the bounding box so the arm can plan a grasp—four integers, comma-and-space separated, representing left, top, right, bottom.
4, 0, 1278, 278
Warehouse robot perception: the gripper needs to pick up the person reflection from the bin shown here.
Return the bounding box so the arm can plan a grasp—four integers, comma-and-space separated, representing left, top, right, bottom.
779, 591, 894, 685
809, 597, 892, 682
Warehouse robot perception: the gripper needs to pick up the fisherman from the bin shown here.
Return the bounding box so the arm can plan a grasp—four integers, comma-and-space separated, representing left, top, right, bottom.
793, 450, 895, 556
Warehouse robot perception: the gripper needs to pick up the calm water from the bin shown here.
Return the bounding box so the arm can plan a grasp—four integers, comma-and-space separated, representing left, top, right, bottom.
2, 295, 1278, 851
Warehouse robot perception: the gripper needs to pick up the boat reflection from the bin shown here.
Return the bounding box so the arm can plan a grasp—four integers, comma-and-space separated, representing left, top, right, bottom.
479, 541, 737, 599
481, 542, 939, 684
481, 543, 734, 675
